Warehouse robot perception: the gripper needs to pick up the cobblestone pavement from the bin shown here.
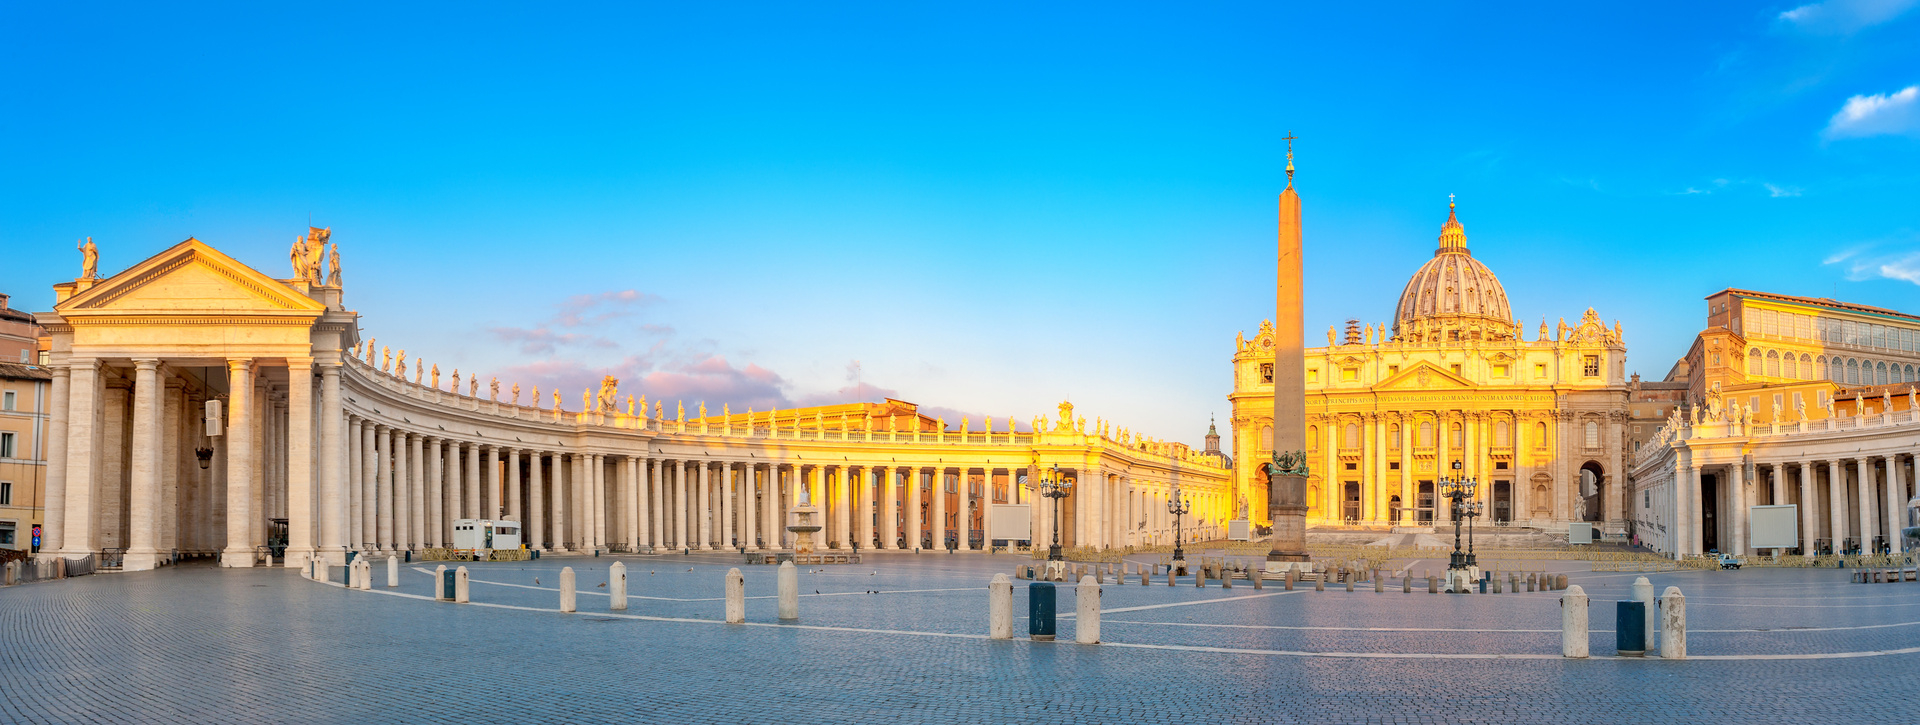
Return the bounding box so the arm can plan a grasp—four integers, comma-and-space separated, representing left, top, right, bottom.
2, 552, 1917, 724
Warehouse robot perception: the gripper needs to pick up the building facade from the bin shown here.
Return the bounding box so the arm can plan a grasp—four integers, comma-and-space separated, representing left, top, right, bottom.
1229, 202, 1631, 535
1630, 289, 1920, 558
0, 361, 52, 551
32, 235, 1230, 569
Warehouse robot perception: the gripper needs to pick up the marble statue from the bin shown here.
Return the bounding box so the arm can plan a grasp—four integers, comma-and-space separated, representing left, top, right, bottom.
1795, 398, 1806, 420
301, 228, 329, 285
490, 377, 499, 401
699, 401, 707, 419
628, 396, 636, 416
1883, 390, 1892, 412
596, 376, 619, 411
531, 385, 540, 408
722, 403, 729, 419
414, 359, 422, 383
676, 401, 685, 422
431, 364, 440, 388
654, 401, 662, 420
512, 383, 521, 404
289, 235, 309, 281
78, 237, 98, 280
1328, 326, 1336, 346
450, 369, 459, 393
381, 346, 391, 373
395, 350, 406, 376
1910, 386, 1917, 410
1076, 416, 1086, 433
364, 338, 376, 363
468, 376, 477, 397
582, 390, 590, 412
326, 242, 341, 286
552, 390, 561, 411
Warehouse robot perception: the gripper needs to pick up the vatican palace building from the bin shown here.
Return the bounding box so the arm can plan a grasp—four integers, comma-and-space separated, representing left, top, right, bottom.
30, 236, 1230, 570
1229, 203, 1633, 537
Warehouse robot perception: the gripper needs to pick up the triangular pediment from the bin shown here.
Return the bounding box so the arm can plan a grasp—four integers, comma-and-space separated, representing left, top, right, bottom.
1373, 361, 1475, 390
58, 238, 325, 316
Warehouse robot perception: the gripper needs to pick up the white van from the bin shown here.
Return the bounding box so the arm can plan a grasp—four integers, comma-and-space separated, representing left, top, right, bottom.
451, 518, 522, 551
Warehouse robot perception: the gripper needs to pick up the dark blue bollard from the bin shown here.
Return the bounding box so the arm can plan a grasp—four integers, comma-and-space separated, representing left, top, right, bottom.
404, 551, 411, 563
441, 569, 456, 601
346, 550, 357, 566
532, 550, 540, 560
1478, 577, 1487, 593
1029, 582, 1056, 641
1616, 600, 1646, 656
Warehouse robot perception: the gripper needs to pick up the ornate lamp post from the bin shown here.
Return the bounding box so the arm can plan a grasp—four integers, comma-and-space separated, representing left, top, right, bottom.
1168, 484, 1193, 565
1439, 460, 1480, 573
1024, 464, 1074, 562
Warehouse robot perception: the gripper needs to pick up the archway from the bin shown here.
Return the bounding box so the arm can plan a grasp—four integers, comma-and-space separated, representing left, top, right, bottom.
1492, 481, 1511, 523
1579, 461, 1606, 523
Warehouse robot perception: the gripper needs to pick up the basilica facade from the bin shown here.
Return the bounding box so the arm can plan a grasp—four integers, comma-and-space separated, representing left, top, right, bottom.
1229, 203, 1632, 536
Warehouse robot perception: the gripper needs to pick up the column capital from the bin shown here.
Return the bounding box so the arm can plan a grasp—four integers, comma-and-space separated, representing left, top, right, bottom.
132, 358, 162, 370
286, 356, 314, 371
226, 358, 254, 372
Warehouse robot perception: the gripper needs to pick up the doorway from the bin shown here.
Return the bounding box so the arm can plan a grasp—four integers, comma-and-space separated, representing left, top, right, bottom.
1700, 472, 1719, 553
1417, 481, 1435, 524
1343, 482, 1361, 523
1492, 481, 1511, 523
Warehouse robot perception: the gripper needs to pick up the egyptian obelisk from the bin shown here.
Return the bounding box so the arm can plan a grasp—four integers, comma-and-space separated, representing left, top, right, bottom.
1266, 135, 1309, 565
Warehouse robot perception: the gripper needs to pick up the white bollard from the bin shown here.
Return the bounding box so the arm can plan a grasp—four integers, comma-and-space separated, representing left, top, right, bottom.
609, 561, 628, 611
357, 561, 372, 591
434, 564, 448, 600
777, 561, 799, 621
318, 561, 330, 584
559, 566, 576, 613
988, 573, 1013, 639
725, 567, 746, 624
387, 555, 399, 588
1075, 575, 1101, 644
1560, 584, 1589, 658
1631, 576, 1657, 651
454, 566, 470, 602
1660, 586, 1687, 660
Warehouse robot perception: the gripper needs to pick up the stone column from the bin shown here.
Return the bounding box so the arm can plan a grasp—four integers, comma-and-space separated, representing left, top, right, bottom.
738, 462, 755, 550
1798, 460, 1815, 558
57, 358, 102, 558
933, 467, 949, 549
124, 359, 164, 571
40, 364, 72, 555
548, 453, 566, 549
505, 448, 521, 523
375, 424, 393, 552
527, 451, 545, 550
359, 419, 376, 549
1770, 462, 1785, 508
160, 379, 183, 555
1827, 460, 1845, 554
1688, 462, 1705, 556
698, 458, 714, 548
446, 440, 464, 527
1729, 462, 1746, 556
674, 459, 688, 549
625, 457, 640, 551
877, 465, 896, 549
281, 360, 314, 564
393, 427, 411, 551
649, 458, 663, 549
318, 364, 345, 564
407, 433, 424, 551
1858, 457, 1877, 553
762, 464, 778, 549
221, 359, 256, 567
594, 454, 608, 549
482, 445, 499, 521
1888, 455, 1905, 554
906, 466, 923, 549
960, 467, 977, 552
466, 443, 482, 526
720, 460, 734, 549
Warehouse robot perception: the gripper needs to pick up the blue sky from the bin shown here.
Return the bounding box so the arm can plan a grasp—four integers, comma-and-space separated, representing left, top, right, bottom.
4, 2, 1918, 442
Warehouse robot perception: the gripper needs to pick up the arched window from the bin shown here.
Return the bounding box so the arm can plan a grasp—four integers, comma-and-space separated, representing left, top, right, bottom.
1344, 423, 1359, 448
1878, 361, 1889, 385
1535, 421, 1548, 446
1908, 364, 1916, 382
1766, 350, 1779, 377
1495, 421, 1510, 446
1584, 420, 1600, 448
1419, 421, 1434, 447
1802, 353, 1814, 379
1304, 425, 1314, 450
1261, 425, 1274, 451
1450, 422, 1463, 448
1748, 348, 1763, 374
1388, 423, 1402, 450
1848, 358, 1860, 384
1823, 356, 1836, 381
1783, 353, 1797, 379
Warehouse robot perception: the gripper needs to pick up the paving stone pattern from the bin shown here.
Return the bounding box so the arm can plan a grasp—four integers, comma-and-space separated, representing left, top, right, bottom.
1, 553, 1917, 724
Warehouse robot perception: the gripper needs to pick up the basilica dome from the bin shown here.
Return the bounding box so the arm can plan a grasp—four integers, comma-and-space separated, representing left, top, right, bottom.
1391, 202, 1517, 343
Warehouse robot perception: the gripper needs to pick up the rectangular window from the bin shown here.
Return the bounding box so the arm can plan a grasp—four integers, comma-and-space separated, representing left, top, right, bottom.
1535, 363, 1548, 378
1773, 393, 1783, 412
1307, 369, 1319, 384
0, 522, 14, 546
1389, 462, 1400, 470
1749, 397, 1759, 416
0, 481, 9, 505
0, 432, 13, 459
1793, 392, 1804, 410
1582, 355, 1600, 377
1, 391, 12, 410
1764, 309, 1778, 337
1492, 364, 1509, 378
1450, 364, 1462, 376
1340, 368, 1358, 382
1388, 365, 1399, 376
1495, 461, 1508, 470
1797, 314, 1811, 340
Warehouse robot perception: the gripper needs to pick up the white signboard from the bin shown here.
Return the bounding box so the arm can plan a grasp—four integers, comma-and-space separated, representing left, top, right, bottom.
988, 504, 1031, 542
1750, 504, 1799, 549
1569, 522, 1593, 545
1227, 520, 1250, 541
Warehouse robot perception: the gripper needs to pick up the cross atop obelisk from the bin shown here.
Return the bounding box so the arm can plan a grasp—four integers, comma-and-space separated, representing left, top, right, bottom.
1267, 133, 1310, 566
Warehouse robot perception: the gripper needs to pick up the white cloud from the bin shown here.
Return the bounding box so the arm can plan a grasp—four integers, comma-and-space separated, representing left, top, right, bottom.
1822, 236, 1920, 285
1824, 86, 1920, 139
1765, 183, 1804, 197
1778, 0, 1917, 34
